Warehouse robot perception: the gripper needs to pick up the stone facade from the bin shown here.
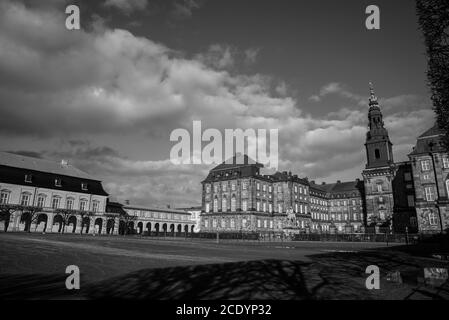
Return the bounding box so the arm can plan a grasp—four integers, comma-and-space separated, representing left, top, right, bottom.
408, 125, 449, 233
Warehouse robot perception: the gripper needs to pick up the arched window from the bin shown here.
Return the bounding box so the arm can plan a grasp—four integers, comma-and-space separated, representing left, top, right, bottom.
375, 149, 380, 159
79, 199, 88, 211
37, 194, 46, 208
230, 196, 236, 212
213, 197, 218, 212
222, 196, 227, 212
66, 197, 75, 210
92, 200, 100, 213
51, 196, 61, 209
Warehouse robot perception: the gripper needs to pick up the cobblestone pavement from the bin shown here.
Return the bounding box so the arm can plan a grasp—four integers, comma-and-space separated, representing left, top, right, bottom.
0, 233, 448, 299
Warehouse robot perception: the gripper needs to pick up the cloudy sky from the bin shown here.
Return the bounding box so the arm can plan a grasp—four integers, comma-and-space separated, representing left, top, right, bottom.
0, 0, 436, 207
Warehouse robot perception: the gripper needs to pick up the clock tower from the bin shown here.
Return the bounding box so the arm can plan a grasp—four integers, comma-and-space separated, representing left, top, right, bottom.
362, 83, 396, 229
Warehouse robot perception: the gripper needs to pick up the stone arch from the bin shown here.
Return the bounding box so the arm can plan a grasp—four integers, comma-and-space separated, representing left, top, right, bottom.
155, 222, 160, 234
68, 215, 77, 233
177, 224, 182, 233
53, 214, 63, 233
162, 223, 167, 233
146, 222, 151, 234
119, 220, 126, 235
36, 213, 48, 232
94, 218, 103, 234
137, 221, 143, 234
82, 217, 91, 234
106, 219, 115, 235
128, 221, 135, 235
170, 223, 175, 234
184, 224, 189, 233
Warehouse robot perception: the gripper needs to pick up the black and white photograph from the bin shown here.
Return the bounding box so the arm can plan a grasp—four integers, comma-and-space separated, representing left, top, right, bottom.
0, 0, 449, 308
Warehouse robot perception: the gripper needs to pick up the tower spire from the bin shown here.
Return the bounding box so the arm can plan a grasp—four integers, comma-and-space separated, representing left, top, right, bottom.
369, 82, 378, 105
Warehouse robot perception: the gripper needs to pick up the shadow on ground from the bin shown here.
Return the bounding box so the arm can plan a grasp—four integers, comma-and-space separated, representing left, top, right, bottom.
1, 247, 449, 300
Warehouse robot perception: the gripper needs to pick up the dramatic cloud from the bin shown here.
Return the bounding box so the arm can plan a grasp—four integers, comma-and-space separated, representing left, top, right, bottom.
0, 0, 435, 206
104, 0, 148, 14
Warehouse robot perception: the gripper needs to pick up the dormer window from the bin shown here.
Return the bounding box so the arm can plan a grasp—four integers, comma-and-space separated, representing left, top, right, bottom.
81, 182, 88, 191
25, 174, 32, 183
55, 178, 62, 187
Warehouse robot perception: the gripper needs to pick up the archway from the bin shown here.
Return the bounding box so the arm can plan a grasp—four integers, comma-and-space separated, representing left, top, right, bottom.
155, 223, 160, 235
94, 218, 103, 234
106, 219, 115, 234
137, 222, 143, 234
35, 213, 48, 232
146, 222, 151, 235
162, 223, 167, 234
53, 214, 63, 233
128, 221, 135, 235
68, 216, 77, 233
191, 225, 195, 233
19, 212, 32, 232
177, 224, 182, 234
119, 220, 126, 235
184, 224, 189, 233
82, 217, 90, 234
170, 223, 175, 235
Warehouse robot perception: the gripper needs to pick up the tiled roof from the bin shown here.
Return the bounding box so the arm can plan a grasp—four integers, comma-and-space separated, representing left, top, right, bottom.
0, 151, 96, 180
418, 124, 444, 138
211, 154, 263, 171
310, 180, 362, 195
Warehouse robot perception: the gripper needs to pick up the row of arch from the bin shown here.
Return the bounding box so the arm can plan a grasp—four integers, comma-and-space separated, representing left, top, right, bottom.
119, 221, 195, 235
9, 212, 195, 236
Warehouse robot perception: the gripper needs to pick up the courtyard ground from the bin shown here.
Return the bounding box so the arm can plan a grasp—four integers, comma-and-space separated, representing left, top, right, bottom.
0, 232, 448, 299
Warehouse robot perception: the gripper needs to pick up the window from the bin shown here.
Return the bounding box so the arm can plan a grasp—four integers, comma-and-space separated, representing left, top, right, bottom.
92, 200, 99, 213
270, 221, 273, 229
262, 184, 266, 192
20, 193, 31, 206
51, 196, 60, 209
222, 197, 227, 211
66, 198, 74, 210
25, 174, 32, 183
242, 219, 247, 228
294, 186, 298, 193
242, 181, 247, 190
231, 196, 236, 212
37, 195, 45, 207
230, 219, 235, 229
80, 199, 88, 211
55, 178, 62, 187
204, 219, 209, 228
257, 219, 261, 228
256, 183, 260, 191
222, 183, 227, 192
423, 174, 430, 181
444, 157, 449, 169
221, 219, 225, 228
262, 202, 267, 212
268, 203, 273, 213
278, 186, 282, 193
213, 197, 218, 212
421, 160, 431, 171
81, 183, 88, 191
429, 211, 437, 225
375, 149, 380, 159
295, 203, 298, 213
205, 203, 210, 213
242, 199, 247, 212
379, 196, 384, 203
268, 186, 272, 192
0, 191, 10, 204
214, 184, 219, 193
212, 219, 217, 228
206, 184, 211, 193
231, 183, 236, 191
263, 220, 268, 228
256, 201, 260, 212
425, 186, 435, 201
278, 203, 283, 213
377, 184, 383, 192
407, 195, 415, 207
446, 180, 449, 198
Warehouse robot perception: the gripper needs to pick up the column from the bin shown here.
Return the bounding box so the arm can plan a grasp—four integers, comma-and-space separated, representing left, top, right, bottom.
89, 218, 96, 234
113, 218, 119, 235
46, 213, 54, 233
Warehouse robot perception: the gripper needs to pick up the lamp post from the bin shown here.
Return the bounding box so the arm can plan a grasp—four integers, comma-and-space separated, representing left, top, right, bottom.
428, 142, 444, 233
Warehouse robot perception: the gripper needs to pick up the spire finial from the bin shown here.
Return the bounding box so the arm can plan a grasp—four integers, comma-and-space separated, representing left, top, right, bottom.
369, 82, 378, 105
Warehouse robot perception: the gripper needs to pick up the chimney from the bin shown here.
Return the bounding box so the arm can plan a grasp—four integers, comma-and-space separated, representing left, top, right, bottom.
125, 200, 130, 205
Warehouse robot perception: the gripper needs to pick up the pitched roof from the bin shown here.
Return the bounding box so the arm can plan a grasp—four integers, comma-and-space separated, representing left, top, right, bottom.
310, 180, 362, 195
418, 124, 444, 138
0, 151, 96, 181
211, 154, 263, 171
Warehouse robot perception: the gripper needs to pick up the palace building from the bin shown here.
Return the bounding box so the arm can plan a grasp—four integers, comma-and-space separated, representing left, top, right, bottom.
0, 151, 111, 234
200, 84, 448, 234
